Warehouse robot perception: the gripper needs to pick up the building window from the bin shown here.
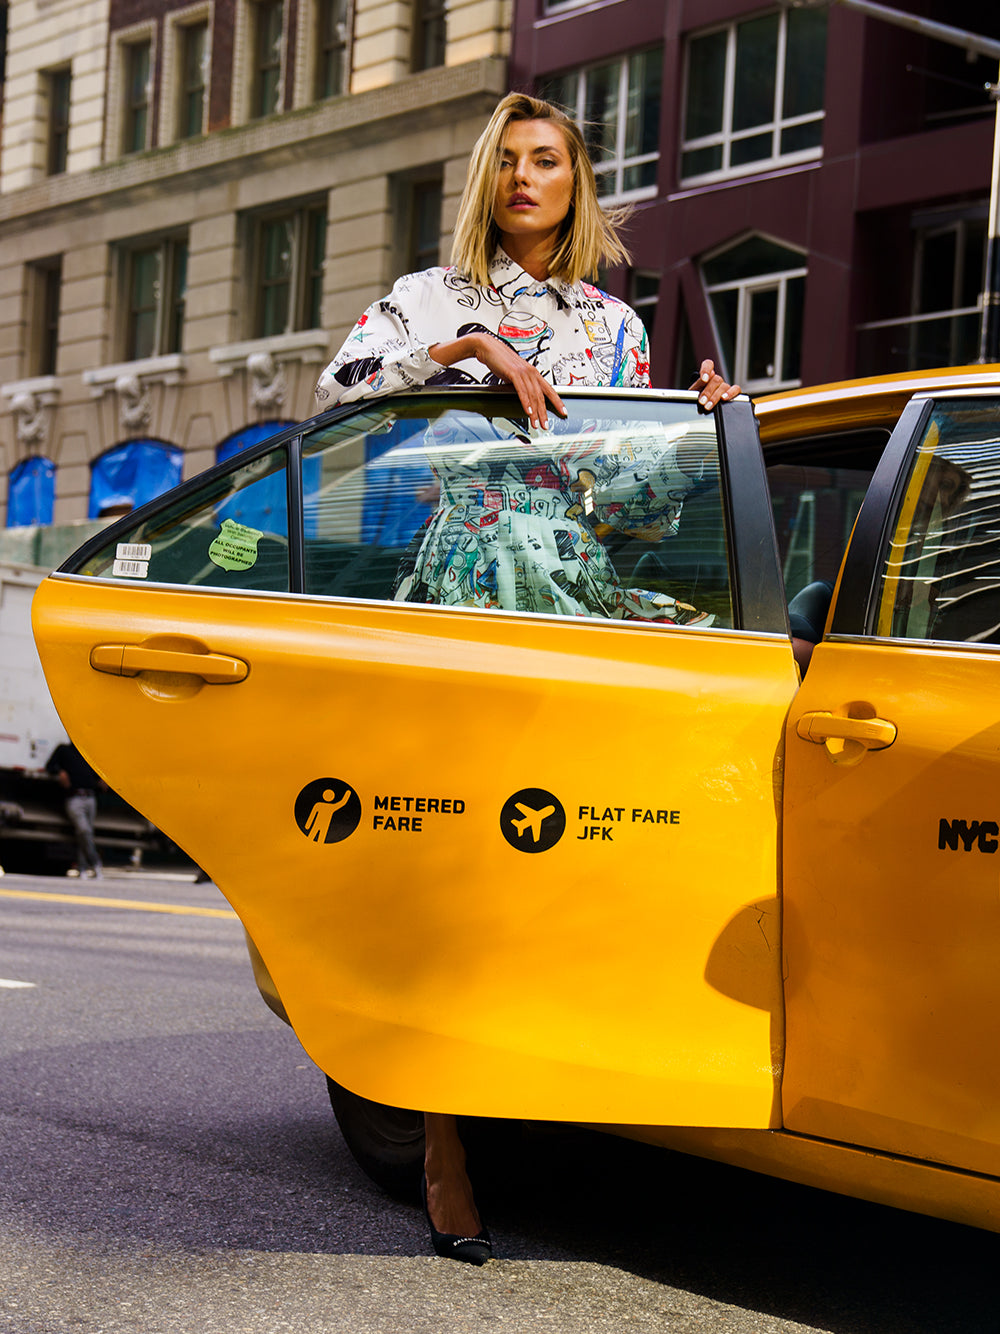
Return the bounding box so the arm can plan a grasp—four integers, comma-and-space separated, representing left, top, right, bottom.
251, 0, 284, 117
681, 7, 826, 184
316, 0, 350, 99
46, 67, 72, 175
413, 0, 446, 73
122, 40, 152, 153
178, 20, 209, 138
856, 210, 987, 375
252, 204, 326, 337
630, 271, 660, 343
7, 457, 56, 528
702, 235, 806, 393
88, 440, 183, 520
545, 48, 661, 202
406, 178, 442, 273
28, 258, 62, 376
121, 237, 188, 362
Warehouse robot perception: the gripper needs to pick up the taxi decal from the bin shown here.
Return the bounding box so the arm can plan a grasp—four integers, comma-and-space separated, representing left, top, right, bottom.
208, 518, 263, 572
938, 818, 999, 853
295, 779, 362, 843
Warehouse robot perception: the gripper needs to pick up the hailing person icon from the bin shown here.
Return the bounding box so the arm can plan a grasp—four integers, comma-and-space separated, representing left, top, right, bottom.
304, 788, 351, 842
295, 778, 362, 844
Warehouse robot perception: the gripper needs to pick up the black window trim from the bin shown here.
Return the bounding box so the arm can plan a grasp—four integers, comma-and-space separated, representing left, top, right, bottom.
828, 395, 933, 639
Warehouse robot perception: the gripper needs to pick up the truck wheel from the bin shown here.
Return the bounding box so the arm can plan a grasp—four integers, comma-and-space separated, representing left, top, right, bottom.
326, 1077, 425, 1198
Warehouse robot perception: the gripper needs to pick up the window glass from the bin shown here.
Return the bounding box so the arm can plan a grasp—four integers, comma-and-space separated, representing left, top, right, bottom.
179, 21, 208, 138
300, 395, 732, 626
318, 0, 350, 98
124, 41, 151, 153
543, 48, 661, 203
78, 447, 290, 591
876, 399, 1000, 644
783, 7, 826, 120
681, 7, 826, 183
254, 0, 284, 117
47, 68, 72, 175
703, 236, 806, 392
684, 30, 726, 142
732, 13, 777, 134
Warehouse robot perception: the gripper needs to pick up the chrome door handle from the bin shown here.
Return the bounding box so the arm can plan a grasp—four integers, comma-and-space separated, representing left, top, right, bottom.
90, 643, 248, 684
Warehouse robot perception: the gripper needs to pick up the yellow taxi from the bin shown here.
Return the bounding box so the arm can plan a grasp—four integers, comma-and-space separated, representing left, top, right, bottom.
31, 365, 1000, 1232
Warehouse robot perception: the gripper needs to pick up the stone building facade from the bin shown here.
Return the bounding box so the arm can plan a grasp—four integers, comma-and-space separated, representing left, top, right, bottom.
0, 0, 510, 524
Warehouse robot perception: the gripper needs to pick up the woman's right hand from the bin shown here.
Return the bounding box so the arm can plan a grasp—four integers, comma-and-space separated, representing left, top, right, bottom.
430, 334, 566, 429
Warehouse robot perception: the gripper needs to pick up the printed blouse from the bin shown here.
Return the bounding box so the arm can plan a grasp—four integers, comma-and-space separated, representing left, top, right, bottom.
314, 249, 651, 405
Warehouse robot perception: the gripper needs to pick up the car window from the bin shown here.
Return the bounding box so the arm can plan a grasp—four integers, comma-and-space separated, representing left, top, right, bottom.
76, 447, 291, 591
299, 394, 734, 626
763, 429, 888, 605
875, 397, 1000, 643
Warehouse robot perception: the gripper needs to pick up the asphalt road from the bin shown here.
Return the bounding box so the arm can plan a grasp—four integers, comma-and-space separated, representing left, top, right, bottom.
0, 868, 996, 1334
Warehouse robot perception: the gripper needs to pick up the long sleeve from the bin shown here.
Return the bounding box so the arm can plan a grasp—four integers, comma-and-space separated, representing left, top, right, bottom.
314, 277, 448, 408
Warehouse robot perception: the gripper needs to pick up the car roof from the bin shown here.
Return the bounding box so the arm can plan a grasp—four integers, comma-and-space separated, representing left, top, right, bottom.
753, 363, 1000, 444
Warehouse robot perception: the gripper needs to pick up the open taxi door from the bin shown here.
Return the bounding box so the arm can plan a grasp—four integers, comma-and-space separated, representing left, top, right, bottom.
33, 390, 799, 1127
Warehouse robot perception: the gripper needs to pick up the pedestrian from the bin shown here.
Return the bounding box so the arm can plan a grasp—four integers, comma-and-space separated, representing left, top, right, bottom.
316, 90, 737, 1264
46, 741, 104, 879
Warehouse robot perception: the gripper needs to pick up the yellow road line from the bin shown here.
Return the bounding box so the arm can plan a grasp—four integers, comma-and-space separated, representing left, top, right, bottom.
0, 887, 238, 919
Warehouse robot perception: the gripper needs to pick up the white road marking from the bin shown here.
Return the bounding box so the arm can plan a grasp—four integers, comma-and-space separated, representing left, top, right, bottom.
0, 978, 36, 989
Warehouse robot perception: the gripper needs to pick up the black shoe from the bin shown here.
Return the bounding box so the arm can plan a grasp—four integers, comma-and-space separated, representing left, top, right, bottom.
421, 1174, 492, 1265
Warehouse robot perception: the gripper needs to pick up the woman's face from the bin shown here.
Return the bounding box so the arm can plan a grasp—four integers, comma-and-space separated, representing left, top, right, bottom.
492, 119, 575, 248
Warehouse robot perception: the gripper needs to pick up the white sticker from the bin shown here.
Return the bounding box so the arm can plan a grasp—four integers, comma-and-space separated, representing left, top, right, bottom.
116, 542, 152, 561
112, 559, 149, 578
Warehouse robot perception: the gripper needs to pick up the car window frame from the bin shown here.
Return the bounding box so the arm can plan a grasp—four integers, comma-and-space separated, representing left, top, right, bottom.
830, 391, 1000, 641
59, 389, 789, 635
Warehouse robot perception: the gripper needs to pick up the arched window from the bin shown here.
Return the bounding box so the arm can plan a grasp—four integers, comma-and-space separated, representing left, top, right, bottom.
702, 235, 806, 393
88, 439, 183, 519
7, 456, 56, 527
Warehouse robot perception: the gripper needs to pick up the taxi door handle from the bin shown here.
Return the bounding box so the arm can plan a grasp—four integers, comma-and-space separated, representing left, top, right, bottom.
90, 643, 249, 684
796, 711, 896, 750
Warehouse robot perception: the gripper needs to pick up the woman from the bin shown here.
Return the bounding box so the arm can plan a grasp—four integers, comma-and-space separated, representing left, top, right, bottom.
316, 92, 737, 1264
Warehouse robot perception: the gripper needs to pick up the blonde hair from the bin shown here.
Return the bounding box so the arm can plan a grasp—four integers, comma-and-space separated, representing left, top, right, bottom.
450, 92, 631, 287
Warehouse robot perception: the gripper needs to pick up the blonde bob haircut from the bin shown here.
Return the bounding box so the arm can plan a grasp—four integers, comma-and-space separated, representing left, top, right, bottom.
451, 92, 631, 288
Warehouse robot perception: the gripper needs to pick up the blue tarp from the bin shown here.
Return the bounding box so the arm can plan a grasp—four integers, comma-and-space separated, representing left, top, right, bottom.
88, 439, 183, 519
7, 456, 55, 527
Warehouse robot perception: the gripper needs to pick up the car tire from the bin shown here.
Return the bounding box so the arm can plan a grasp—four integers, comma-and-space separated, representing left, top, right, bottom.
326, 1077, 425, 1198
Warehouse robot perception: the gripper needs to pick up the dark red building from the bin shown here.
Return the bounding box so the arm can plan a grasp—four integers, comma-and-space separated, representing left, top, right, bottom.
510, 0, 999, 391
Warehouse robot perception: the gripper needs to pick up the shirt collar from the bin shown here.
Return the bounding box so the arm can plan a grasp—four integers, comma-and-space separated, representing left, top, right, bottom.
488, 248, 560, 302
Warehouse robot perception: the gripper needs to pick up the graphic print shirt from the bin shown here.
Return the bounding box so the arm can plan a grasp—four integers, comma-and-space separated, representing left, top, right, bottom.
314, 249, 651, 405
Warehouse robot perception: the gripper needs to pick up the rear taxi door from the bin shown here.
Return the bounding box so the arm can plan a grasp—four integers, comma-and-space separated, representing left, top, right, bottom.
33, 390, 798, 1127
783, 390, 1000, 1177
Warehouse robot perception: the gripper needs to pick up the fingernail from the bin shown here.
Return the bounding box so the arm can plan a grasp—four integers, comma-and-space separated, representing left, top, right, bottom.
698, 395, 708, 406
702, 372, 710, 383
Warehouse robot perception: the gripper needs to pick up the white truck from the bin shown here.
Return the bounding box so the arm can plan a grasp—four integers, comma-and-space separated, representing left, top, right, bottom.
0, 523, 165, 874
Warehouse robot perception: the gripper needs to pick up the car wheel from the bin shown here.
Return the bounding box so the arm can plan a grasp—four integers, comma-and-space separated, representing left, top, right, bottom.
326, 1077, 425, 1198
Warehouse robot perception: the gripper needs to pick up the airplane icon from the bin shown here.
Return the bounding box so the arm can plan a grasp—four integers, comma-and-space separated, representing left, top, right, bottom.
510, 802, 556, 842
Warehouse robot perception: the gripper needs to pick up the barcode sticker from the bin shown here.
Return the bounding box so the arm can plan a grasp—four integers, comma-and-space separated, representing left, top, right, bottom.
112, 559, 149, 578
116, 542, 152, 561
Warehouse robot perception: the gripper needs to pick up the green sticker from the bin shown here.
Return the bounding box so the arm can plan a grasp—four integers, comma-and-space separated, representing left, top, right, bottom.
209, 518, 263, 571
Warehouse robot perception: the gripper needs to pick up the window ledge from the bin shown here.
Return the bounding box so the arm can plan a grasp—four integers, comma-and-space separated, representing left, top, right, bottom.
82, 354, 186, 396
210, 330, 330, 377
1, 375, 60, 406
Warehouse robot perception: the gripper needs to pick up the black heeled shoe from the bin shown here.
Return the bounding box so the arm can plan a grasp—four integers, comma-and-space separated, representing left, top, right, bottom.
421, 1174, 493, 1265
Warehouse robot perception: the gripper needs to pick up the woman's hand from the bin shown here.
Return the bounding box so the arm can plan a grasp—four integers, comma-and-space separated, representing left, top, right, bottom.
689, 359, 740, 410
430, 334, 566, 429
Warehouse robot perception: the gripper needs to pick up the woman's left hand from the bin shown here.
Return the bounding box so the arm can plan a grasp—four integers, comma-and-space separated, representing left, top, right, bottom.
689, 359, 740, 409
